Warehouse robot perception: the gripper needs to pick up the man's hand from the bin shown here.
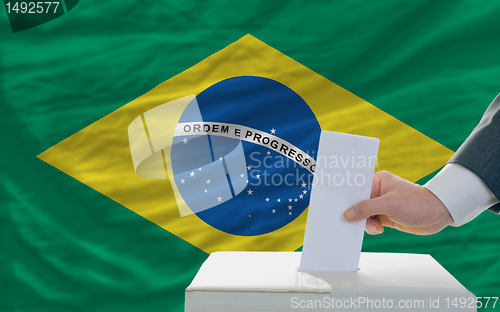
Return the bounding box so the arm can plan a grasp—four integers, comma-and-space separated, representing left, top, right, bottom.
344, 171, 454, 235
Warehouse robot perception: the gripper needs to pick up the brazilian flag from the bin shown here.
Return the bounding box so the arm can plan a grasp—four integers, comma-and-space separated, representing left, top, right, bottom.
2, 1, 500, 311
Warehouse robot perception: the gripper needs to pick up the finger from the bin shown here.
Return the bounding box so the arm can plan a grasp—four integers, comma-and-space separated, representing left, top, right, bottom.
376, 214, 396, 229
370, 172, 383, 199
370, 171, 392, 199
344, 195, 395, 222
365, 216, 383, 234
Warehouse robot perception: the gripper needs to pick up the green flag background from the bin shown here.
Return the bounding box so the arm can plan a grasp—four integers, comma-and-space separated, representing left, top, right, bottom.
2, 1, 500, 311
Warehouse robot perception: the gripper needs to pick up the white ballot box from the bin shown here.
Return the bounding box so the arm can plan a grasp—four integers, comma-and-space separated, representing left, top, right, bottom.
185, 251, 476, 312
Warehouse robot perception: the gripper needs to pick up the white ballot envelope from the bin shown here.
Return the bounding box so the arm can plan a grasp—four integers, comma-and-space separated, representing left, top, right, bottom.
299, 130, 379, 272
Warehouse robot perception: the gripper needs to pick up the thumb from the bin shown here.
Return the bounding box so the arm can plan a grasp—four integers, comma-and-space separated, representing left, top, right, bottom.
344, 196, 394, 222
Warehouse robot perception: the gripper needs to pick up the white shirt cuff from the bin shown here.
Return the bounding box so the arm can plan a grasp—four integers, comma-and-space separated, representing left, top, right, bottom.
424, 163, 499, 226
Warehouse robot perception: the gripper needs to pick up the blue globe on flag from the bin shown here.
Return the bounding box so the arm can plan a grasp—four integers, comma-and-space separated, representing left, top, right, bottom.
170, 76, 321, 236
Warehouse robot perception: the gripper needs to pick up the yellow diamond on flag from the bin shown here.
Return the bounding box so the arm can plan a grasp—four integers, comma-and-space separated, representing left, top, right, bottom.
37, 35, 453, 253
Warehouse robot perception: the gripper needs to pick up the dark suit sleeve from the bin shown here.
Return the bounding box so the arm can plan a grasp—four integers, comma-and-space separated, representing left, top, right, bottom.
449, 93, 500, 214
